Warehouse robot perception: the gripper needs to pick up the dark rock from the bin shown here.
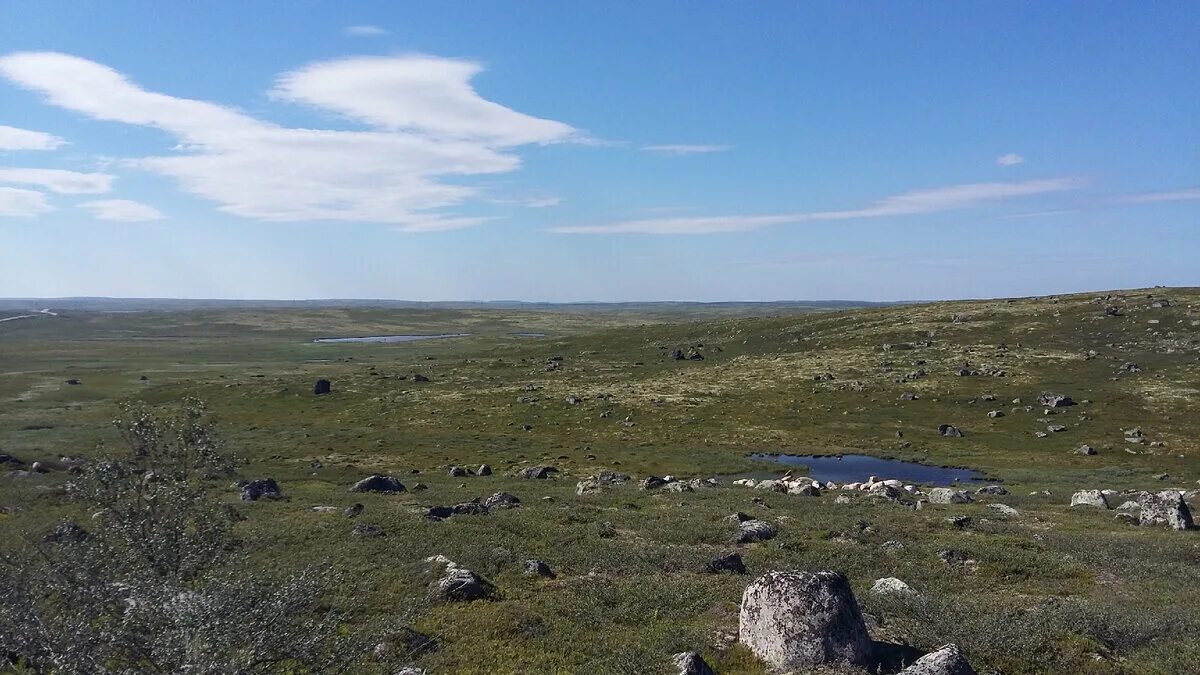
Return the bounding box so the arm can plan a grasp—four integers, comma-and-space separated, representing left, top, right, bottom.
938, 424, 964, 438
705, 551, 747, 574
641, 476, 667, 490
43, 521, 90, 544
975, 485, 1008, 496
65, 379, 81, 385
411, 373, 430, 382
449, 466, 473, 477
349, 475, 406, 493
523, 559, 555, 578
478, 464, 493, 476
520, 465, 558, 479
240, 478, 282, 501
344, 503, 364, 518
313, 379, 331, 395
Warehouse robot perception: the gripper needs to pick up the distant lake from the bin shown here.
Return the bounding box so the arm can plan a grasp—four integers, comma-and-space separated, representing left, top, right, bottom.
313, 333, 470, 344
513, 332, 547, 337
748, 453, 986, 486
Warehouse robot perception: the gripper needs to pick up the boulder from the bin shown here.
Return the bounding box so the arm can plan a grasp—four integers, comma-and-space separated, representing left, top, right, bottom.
705, 551, 747, 574
938, 424, 964, 438
426, 556, 496, 602
478, 463, 493, 476
350, 475, 406, 493
928, 488, 972, 504
313, 379, 331, 395
974, 485, 1008, 496
240, 478, 282, 501
448, 466, 473, 477
898, 643, 977, 675
989, 503, 1019, 517
523, 559, 555, 578
1070, 489, 1109, 509
344, 503, 363, 518
641, 476, 667, 490
520, 465, 558, 479
870, 577, 915, 596
736, 519, 778, 543
1138, 491, 1194, 530
483, 492, 521, 510
1075, 445, 1097, 456
1037, 393, 1074, 408
738, 570, 871, 671
576, 478, 604, 495
672, 651, 716, 675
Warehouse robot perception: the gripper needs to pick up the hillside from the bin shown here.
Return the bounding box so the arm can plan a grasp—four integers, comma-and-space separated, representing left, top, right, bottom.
2, 288, 1198, 673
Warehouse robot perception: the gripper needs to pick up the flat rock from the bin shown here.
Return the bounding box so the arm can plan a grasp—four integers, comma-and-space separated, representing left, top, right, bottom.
898, 643, 977, 675
350, 475, 405, 493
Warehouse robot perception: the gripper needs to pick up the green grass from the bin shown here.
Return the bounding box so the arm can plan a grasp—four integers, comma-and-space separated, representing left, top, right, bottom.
2, 288, 1199, 673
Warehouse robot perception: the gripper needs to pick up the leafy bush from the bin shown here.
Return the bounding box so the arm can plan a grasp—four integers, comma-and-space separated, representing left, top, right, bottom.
0, 399, 369, 674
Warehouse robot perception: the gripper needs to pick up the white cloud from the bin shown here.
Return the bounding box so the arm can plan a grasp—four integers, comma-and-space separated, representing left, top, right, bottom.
996, 153, 1025, 166
0, 51, 580, 230
0, 124, 66, 151
78, 199, 163, 221
343, 25, 389, 37
0, 186, 53, 216
642, 144, 731, 156
551, 177, 1085, 234
1119, 186, 1200, 204
272, 56, 578, 146
0, 167, 113, 194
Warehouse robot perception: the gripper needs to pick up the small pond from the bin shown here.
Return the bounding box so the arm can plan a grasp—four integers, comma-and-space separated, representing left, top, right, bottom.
748, 453, 985, 486
312, 333, 470, 344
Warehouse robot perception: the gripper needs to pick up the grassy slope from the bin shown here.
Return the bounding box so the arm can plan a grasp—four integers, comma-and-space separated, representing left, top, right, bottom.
2, 289, 1199, 674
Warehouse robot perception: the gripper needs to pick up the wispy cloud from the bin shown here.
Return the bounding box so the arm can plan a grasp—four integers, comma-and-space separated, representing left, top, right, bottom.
0, 186, 52, 216
642, 144, 731, 156
0, 51, 582, 230
996, 153, 1024, 166
0, 167, 113, 193
551, 177, 1085, 234
1118, 186, 1200, 204
78, 199, 163, 221
0, 124, 65, 151
343, 25, 389, 37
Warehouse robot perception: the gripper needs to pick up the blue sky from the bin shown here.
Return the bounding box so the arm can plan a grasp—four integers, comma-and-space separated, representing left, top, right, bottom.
0, 1, 1196, 301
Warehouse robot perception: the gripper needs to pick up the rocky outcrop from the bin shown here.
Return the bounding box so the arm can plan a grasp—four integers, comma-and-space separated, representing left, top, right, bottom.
672, 651, 716, 675
928, 488, 972, 504
1070, 489, 1109, 509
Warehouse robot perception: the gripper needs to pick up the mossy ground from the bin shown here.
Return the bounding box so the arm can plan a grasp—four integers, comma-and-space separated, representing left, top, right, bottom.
2, 289, 1199, 673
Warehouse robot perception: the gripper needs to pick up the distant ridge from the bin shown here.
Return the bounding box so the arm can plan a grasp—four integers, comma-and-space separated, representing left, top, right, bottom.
0, 297, 894, 312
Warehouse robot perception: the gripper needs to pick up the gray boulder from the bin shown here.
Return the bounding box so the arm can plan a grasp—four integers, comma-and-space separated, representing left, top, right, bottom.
478, 463, 493, 476
523, 559, 555, 578
705, 551, 747, 574
350, 475, 406, 493
1138, 490, 1194, 530
672, 651, 716, 675
898, 643, 977, 675
483, 492, 521, 509
1070, 489, 1109, 509
928, 488, 972, 504
738, 570, 871, 671
313, 379, 331, 395
1038, 393, 1075, 408
520, 465, 558, 479
870, 577, 915, 596
426, 557, 496, 602
736, 519, 778, 543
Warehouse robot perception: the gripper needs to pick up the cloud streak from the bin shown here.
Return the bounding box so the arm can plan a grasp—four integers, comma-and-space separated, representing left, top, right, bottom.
78, 199, 164, 221
996, 153, 1024, 166
642, 144, 731, 156
0, 51, 580, 230
0, 167, 113, 194
551, 177, 1085, 234
1118, 186, 1200, 204
0, 186, 52, 216
343, 25, 389, 37
0, 124, 66, 151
